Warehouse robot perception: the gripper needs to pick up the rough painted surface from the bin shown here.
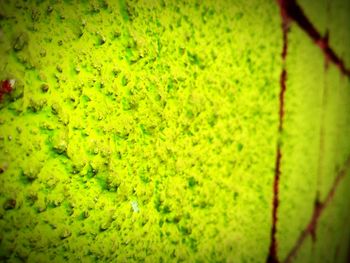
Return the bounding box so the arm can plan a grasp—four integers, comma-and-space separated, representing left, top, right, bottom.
0, 0, 349, 262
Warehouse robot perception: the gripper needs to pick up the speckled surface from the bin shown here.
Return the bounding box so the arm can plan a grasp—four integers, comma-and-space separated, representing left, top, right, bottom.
0, 1, 281, 262
0, 0, 349, 262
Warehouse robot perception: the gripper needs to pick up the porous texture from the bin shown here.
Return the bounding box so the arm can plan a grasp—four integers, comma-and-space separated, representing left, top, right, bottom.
0, 0, 281, 262
0, 0, 350, 263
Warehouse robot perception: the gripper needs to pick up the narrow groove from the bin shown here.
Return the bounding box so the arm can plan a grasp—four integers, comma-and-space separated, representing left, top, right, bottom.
281, 0, 350, 77
283, 156, 350, 263
278, 69, 287, 132
315, 58, 329, 204
268, 147, 282, 263
267, 1, 289, 262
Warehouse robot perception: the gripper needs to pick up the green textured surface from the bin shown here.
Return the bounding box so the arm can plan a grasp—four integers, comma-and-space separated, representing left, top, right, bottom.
0, 0, 282, 262
1, 0, 350, 262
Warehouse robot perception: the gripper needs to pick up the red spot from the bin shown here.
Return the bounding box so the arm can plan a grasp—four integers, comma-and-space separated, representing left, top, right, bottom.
2, 80, 12, 93
0, 80, 13, 102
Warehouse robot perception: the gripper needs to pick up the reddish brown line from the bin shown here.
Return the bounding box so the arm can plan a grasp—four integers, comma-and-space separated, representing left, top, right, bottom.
268, 147, 282, 263
278, 69, 287, 132
278, 0, 289, 133
280, 0, 350, 76
283, 156, 350, 263
268, 67, 287, 262
267, 2, 289, 262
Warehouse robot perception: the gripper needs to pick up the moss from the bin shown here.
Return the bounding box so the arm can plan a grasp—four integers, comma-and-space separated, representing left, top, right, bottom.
0, 0, 348, 262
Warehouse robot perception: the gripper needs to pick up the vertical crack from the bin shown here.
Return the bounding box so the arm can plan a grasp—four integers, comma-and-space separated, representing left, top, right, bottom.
315, 50, 329, 213
268, 147, 282, 263
267, 1, 289, 263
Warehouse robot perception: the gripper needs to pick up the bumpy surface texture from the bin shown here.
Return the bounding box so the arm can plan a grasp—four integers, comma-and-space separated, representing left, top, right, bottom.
0, 0, 349, 262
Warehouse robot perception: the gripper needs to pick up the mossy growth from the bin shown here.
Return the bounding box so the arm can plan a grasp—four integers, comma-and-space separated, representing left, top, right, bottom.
0, 0, 284, 262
